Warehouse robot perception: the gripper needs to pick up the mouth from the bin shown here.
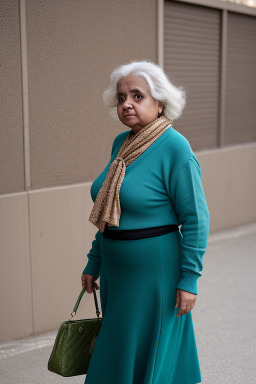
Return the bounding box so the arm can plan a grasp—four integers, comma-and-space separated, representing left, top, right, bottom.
124, 114, 136, 118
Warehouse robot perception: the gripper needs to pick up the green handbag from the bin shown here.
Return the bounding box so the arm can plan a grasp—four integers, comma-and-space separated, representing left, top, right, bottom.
48, 286, 103, 377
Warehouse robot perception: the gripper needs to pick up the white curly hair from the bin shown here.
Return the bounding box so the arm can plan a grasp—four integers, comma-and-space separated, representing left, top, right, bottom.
103, 60, 186, 122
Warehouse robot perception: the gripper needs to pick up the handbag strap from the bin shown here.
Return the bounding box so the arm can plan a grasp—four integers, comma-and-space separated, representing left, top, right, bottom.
69, 286, 101, 321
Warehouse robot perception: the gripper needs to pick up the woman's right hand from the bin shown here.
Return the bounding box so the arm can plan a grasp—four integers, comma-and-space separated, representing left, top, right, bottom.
81, 273, 99, 294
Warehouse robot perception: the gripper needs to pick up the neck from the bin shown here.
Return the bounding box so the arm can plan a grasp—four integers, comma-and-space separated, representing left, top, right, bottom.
129, 116, 169, 137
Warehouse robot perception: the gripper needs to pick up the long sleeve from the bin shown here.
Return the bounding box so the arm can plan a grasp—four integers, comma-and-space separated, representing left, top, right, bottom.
83, 230, 103, 278
170, 153, 210, 295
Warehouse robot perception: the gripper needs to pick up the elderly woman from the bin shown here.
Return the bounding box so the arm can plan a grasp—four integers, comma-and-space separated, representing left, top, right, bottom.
81, 61, 210, 384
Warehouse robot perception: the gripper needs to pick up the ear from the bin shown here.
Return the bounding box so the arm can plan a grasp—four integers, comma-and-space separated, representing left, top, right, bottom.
158, 101, 164, 115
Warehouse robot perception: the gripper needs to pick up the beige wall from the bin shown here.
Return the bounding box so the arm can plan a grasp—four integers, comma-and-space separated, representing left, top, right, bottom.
0, 0, 157, 194
1, 0, 256, 341
26, 0, 157, 190
1, 143, 256, 341
0, 185, 97, 340
0, 193, 32, 339
197, 143, 256, 232
0, 0, 157, 341
0, 0, 25, 194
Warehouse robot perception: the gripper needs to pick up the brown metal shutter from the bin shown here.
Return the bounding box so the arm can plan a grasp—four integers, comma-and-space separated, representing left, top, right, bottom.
225, 12, 256, 145
164, 1, 221, 151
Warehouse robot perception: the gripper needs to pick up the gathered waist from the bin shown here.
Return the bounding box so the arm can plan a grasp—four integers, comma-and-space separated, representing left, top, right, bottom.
103, 224, 179, 240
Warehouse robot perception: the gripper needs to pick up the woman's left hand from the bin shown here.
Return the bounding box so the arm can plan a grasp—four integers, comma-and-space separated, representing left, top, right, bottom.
175, 289, 197, 317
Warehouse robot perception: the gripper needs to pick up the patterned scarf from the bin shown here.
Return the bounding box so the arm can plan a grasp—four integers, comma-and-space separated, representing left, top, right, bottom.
89, 115, 173, 233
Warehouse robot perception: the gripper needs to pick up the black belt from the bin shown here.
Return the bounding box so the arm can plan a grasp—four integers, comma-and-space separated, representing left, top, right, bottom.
103, 224, 179, 240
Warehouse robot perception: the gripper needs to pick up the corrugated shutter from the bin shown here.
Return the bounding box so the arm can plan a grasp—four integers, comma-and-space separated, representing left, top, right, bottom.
225, 12, 256, 145
164, 1, 221, 150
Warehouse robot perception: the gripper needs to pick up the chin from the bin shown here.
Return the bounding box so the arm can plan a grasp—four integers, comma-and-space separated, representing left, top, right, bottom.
122, 121, 135, 129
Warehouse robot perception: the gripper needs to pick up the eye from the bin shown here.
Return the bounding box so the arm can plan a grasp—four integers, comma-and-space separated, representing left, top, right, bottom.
134, 94, 142, 100
118, 96, 125, 103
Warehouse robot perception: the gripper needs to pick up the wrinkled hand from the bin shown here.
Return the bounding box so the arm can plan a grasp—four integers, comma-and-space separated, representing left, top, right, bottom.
175, 289, 196, 317
81, 273, 99, 294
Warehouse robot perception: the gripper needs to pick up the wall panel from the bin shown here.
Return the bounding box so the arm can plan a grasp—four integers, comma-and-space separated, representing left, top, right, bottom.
225, 12, 256, 145
26, 0, 157, 189
0, 0, 25, 194
197, 143, 256, 231
29, 184, 102, 334
164, 1, 221, 151
0, 193, 32, 340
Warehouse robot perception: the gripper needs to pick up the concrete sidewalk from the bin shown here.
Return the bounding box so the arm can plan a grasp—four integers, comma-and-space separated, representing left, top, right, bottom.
1, 223, 256, 384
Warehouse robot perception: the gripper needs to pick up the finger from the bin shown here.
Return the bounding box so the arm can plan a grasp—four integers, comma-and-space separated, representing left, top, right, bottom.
81, 274, 87, 288
93, 281, 100, 290
175, 290, 180, 309
183, 301, 195, 311
91, 279, 99, 290
184, 306, 193, 315
177, 304, 194, 316
86, 276, 93, 293
177, 304, 187, 317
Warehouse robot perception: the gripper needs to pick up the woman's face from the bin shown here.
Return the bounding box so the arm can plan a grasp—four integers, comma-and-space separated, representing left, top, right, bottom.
116, 75, 163, 134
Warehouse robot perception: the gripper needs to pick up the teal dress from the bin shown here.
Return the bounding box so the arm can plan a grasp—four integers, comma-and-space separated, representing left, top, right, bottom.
83, 126, 210, 384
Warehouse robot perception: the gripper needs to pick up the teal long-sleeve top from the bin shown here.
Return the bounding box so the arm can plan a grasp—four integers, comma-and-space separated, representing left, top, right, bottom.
83, 126, 210, 295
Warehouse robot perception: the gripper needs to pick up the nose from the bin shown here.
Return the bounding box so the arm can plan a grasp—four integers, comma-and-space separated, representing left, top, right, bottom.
123, 97, 133, 109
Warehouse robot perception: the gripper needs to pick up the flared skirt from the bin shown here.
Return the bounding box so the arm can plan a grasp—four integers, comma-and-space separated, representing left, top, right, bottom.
84, 230, 201, 384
